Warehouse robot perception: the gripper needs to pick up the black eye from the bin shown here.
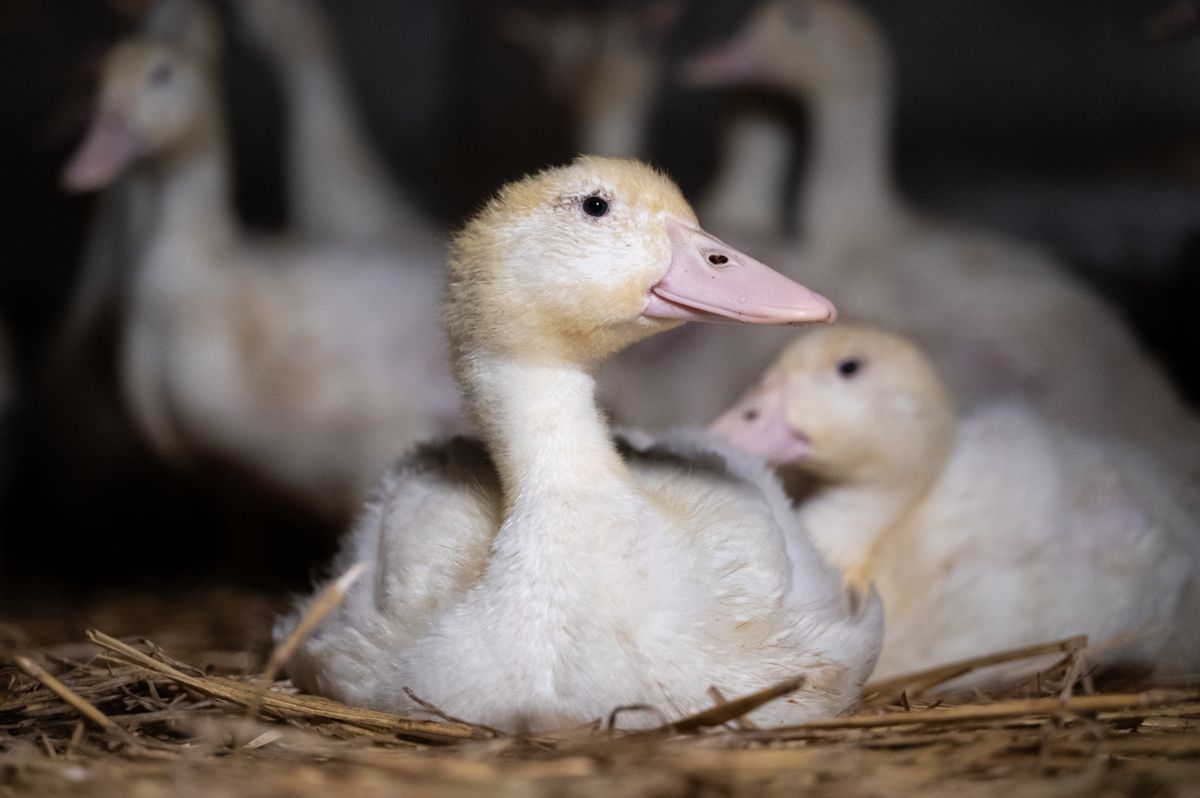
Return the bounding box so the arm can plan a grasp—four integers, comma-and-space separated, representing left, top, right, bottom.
837, 357, 863, 378
582, 195, 609, 218
742, 408, 759, 422
150, 62, 174, 85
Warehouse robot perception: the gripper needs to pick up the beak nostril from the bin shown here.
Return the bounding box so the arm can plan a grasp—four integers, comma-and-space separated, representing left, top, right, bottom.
708, 254, 729, 266
743, 408, 759, 422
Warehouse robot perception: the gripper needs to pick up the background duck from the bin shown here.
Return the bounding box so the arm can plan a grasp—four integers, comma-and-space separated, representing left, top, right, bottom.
61, 1, 459, 521
281, 157, 881, 732
234, 0, 434, 246
502, 1, 682, 160
712, 325, 1200, 685
686, 0, 1200, 467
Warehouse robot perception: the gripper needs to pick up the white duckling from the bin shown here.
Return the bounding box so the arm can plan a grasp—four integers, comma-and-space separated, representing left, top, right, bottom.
711, 326, 1200, 683
686, 0, 1200, 462
60, 8, 458, 519
234, 0, 432, 245
281, 157, 882, 732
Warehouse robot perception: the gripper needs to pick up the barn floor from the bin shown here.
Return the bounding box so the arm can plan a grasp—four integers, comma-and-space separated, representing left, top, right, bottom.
2, 585, 1198, 798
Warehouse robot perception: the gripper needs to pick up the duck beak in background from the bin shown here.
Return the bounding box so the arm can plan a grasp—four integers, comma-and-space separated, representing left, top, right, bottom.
678, 35, 761, 88
61, 111, 146, 193
709, 379, 812, 463
644, 218, 837, 325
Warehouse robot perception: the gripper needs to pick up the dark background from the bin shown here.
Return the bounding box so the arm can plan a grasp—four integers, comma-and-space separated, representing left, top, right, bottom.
1, 0, 1198, 595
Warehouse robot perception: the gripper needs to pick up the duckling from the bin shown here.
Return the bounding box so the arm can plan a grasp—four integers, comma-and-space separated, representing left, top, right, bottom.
234, 0, 431, 245
686, 0, 1200, 463
711, 326, 1200, 683
280, 157, 882, 732
60, 5, 458, 519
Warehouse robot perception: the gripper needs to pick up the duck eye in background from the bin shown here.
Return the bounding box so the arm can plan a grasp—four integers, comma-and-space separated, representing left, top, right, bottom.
837, 357, 863, 378
582, 195, 609, 217
150, 62, 174, 86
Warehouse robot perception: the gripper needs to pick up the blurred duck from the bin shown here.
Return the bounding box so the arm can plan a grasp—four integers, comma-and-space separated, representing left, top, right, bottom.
697, 107, 793, 242
60, 3, 458, 519
234, 0, 432, 245
281, 158, 882, 731
502, 1, 681, 159
687, 0, 1200, 461
711, 326, 1200, 683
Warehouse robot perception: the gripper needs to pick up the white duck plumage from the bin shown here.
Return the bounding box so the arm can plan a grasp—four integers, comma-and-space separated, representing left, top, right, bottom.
687, 0, 1200, 465
60, 9, 458, 519
712, 325, 1200, 684
281, 157, 882, 732
234, 0, 432, 245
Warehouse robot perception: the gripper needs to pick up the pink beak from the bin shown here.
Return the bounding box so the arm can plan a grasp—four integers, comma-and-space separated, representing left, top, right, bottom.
61, 111, 146, 193
709, 378, 811, 463
644, 218, 836, 325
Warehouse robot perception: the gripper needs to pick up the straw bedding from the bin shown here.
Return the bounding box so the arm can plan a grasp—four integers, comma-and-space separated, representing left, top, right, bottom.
1, 588, 1197, 797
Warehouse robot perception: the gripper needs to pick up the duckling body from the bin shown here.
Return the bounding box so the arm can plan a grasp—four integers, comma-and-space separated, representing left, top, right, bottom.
283, 158, 881, 731
712, 326, 1200, 683
872, 402, 1197, 679
64, 13, 457, 517
687, 0, 1199, 460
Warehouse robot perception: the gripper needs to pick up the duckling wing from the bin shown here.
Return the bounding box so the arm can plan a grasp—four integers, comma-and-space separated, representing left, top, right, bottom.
881, 402, 1196, 675
617, 427, 884, 700
279, 436, 501, 703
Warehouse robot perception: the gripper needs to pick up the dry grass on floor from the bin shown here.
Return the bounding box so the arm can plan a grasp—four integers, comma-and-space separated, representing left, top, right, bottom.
1, 595, 1198, 797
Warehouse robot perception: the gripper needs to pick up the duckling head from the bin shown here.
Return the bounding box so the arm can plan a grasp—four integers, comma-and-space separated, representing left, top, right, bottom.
682, 0, 889, 98
445, 156, 836, 369
711, 325, 954, 486
62, 3, 220, 192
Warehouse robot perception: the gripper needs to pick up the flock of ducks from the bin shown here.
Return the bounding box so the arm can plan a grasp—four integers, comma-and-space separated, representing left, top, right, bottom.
51, 0, 1200, 732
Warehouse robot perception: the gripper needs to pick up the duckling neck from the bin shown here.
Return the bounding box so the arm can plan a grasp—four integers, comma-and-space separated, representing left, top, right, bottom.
148, 95, 236, 257
799, 68, 904, 257
463, 354, 635, 512
801, 478, 923, 577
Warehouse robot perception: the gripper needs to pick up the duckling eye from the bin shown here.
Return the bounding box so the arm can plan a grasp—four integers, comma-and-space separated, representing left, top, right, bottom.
582, 195, 609, 218
837, 357, 863, 378
150, 62, 174, 85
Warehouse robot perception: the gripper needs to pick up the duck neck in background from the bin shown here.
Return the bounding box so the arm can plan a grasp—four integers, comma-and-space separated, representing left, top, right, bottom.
577, 46, 659, 158
800, 460, 937, 580
146, 90, 237, 269
282, 52, 421, 239
799, 66, 904, 258
701, 110, 792, 240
